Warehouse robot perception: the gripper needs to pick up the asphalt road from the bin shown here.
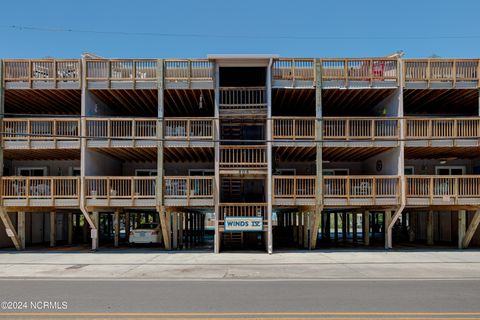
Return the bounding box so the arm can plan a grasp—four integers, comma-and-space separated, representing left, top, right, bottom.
0, 279, 480, 319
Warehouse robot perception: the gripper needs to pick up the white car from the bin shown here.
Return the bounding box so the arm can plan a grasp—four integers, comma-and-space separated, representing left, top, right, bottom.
129, 223, 162, 244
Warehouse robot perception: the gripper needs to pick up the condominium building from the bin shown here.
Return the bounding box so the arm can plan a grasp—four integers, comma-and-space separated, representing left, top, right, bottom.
1, 55, 480, 253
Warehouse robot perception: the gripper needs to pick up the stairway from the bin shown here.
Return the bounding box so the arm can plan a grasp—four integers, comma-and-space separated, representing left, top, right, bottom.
222, 232, 243, 248
221, 178, 242, 202
221, 123, 242, 143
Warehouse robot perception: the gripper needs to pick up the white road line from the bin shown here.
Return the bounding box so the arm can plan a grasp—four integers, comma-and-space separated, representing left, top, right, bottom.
1, 277, 480, 282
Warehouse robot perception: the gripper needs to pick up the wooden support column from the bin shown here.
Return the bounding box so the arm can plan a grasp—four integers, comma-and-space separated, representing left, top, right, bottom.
298, 212, 303, 247
462, 210, 480, 248
364, 210, 370, 246
458, 210, 466, 249
213, 61, 221, 254
266, 58, 273, 254
0, 209, 21, 250
384, 210, 392, 248
314, 58, 323, 237
156, 58, 165, 238
92, 211, 99, 249
179, 213, 184, 248
172, 212, 178, 249
0, 61, 4, 179
303, 212, 309, 249
114, 209, 120, 247
342, 212, 347, 242
427, 210, 434, 246
67, 213, 73, 245
292, 212, 297, 243
309, 206, 322, 249
50, 211, 56, 247
125, 211, 130, 242
17, 212, 26, 250
186, 212, 191, 247
159, 208, 171, 250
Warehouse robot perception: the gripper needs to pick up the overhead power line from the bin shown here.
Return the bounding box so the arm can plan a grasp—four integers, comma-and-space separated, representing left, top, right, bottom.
2, 24, 480, 40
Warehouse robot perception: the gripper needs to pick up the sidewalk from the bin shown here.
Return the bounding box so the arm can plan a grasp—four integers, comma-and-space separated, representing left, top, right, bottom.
1, 249, 480, 279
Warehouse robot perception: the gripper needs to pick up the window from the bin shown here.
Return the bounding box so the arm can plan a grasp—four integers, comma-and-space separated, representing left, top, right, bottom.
404, 166, 415, 175
135, 169, 157, 176
323, 169, 349, 176
17, 167, 47, 176
435, 166, 465, 175
70, 167, 81, 176
188, 169, 214, 176
277, 169, 296, 175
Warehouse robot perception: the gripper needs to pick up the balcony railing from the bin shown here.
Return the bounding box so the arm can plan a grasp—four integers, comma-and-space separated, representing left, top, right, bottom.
220, 146, 267, 169
272, 117, 315, 140
1, 177, 80, 206
84, 177, 156, 205
3, 59, 81, 86
403, 59, 479, 85
164, 118, 213, 140
273, 176, 316, 200
406, 175, 480, 205
87, 118, 157, 140
164, 176, 213, 200
323, 176, 400, 205
164, 59, 213, 81
405, 118, 480, 139
85, 59, 157, 81
323, 118, 399, 140
1, 118, 80, 147
321, 58, 398, 84
219, 87, 267, 110
272, 58, 315, 82
218, 203, 267, 222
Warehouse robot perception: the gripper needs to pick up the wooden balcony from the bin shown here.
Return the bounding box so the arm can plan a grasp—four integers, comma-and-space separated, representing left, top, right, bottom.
219, 87, 267, 116
273, 176, 316, 206
2, 118, 81, 150
321, 58, 398, 89
164, 176, 214, 207
272, 117, 315, 147
405, 117, 480, 147
3, 59, 81, 89
85, 59, 157, 89
218, 203, 268, 228
219, 145, 267, 174
164, 118, 214, 147
272, 58, 315, 88
406, 175, 480, 207
84, 177, 156, 209
323, 176, 400, 207
1, 177, 80, 208
86, 118, 157, 148
403, 59, 479, 89
323, 117, 400, 147
164, 59, 214, 89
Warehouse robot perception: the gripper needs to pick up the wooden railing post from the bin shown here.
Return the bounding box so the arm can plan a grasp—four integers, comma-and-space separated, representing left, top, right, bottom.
51, 177, 55, 206
427, 60, 431, 87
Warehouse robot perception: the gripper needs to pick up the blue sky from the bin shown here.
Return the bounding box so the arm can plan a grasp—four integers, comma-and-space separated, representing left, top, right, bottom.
0, 0, 479, 58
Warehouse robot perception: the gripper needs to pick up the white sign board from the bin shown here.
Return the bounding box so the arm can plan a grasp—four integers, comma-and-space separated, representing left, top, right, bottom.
224, 217, 263, 232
